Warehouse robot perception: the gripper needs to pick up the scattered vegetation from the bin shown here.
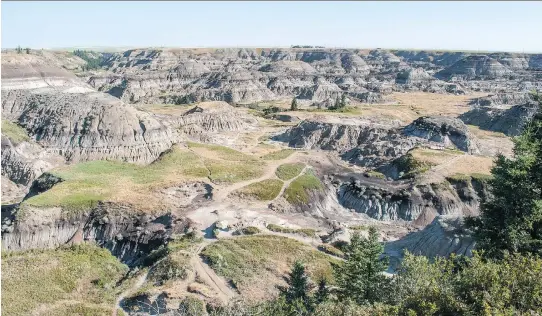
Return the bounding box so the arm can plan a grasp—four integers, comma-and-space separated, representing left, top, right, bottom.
232, 179, 283, 201
1, 244, 128, 316
276, 163, 305, 180
393, 151, 436, 179
283, 169, 324, 204
188, 142, 257, 162
234, 226, 261, 235
364, 170, 386, 179
22, 145, 208, 213
466, 95, 542, 259
267, 224, 318, 238
204, 159, 264, 184
201, 235, 337, 294
290, 97, 298, 111
261, 148, 295, 160
1, 120, 30, 144
446, 172, 493, 183
72, 50, 106, 71
317, 244, 345, 258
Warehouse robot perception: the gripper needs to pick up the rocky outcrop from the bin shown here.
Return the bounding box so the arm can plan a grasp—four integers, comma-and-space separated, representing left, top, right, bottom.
402, 116, 479, 154
176, 102, 258, 134
1, 53, 177, 164
460, 101, 539, 136
1, 135, 64, 186
468, 92, 534, 107
338, 177, 487, 223
86, 48, 542, 106
385, 215, 475, 266
435, 55, 513, 80
1, 203, 192, 266
274, 115, 480, 167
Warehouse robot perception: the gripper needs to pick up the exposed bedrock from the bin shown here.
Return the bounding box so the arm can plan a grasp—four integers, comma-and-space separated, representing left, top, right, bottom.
385, 215, 475, 269
1, 135, 64, 187
337, 177, 487, 223
402, 116, 480, 154
460, 101, 539, 136
87, 48, 542, 105
1, 204, 191, 266
1, 53, 177, 164
274, 116, 479, 167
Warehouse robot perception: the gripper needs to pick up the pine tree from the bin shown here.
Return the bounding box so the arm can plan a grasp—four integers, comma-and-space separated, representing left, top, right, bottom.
313, 278, 329, 304
334, 96, 341, 109
279, 261, 312, 304
466, 94, 542, 258
290, 97, 298, 111
340, 94, 347, 108
333, 227, 390, 305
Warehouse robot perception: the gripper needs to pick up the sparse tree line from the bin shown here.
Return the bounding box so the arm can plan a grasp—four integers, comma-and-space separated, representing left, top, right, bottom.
72, 49, 106, 71
15, 45, 31, 54
160, 93, 542, 315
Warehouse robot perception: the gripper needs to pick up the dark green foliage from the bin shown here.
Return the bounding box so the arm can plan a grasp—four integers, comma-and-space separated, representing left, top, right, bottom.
466, 94, 542, 258
25, 48, 30, 54
16, 46, 22, 54
73, 50, 105, 71
279, 261, 312, 305
393, 252, 542, 315
291, 97, 299, 111
263, 106, 281, 116
333, 227, 391, 305
313, 278, 329, 304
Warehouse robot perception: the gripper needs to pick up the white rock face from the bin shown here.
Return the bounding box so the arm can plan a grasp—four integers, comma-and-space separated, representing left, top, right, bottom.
1, 53, 177, 164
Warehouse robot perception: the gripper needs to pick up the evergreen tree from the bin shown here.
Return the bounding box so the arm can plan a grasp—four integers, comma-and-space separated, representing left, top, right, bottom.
466, 94, 542, 258
340, 94, 347, 108
16, 46, 22, 54
333, 227, 390, 305
334, 96, 341, 109
279, 261, 312, 304
290, 97, 298, 111
25, 48, 30, 54
313, 278, 329, 304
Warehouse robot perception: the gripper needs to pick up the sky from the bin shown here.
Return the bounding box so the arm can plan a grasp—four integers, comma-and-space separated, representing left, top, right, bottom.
2, 1, 541, 52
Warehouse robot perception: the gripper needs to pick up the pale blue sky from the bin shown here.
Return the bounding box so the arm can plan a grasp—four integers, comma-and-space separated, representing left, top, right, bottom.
2, 1, 541, 52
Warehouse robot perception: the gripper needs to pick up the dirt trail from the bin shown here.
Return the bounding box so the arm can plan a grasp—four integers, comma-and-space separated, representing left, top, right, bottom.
113, 270, 149, 316
275, 165, 309, 199
190, 241, 236, 304
213, 151, 301, 202
418, 154, 465, 184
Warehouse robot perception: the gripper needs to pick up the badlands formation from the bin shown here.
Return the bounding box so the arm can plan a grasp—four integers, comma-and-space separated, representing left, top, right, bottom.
1, 48, 541, 314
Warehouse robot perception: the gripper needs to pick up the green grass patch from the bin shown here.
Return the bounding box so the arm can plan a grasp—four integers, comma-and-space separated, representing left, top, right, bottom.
266, 224, 317, 238
1, 120, 30, 144
22, 146, 208, 213
235, 226, 262, 235
232, 179, 283, 201
349, 225, 369, 231
283, 169, 324, 204
1, 244, 128, 316
276, 163, 305, 181
261, 149, 295, 160
201, 235, 336, 291
204, 159, 265, 184
365, 170, 386, 179
188, 142, 257, 161
317, 244, 345, 258
446, 172, 493, 183
394, 152, 436, 179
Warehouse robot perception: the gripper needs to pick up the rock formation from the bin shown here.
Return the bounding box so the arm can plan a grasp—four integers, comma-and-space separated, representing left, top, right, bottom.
1, 53, 176, 164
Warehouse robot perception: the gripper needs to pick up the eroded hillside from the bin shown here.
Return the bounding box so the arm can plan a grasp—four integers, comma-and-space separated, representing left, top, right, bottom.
1, 48, 540, 315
